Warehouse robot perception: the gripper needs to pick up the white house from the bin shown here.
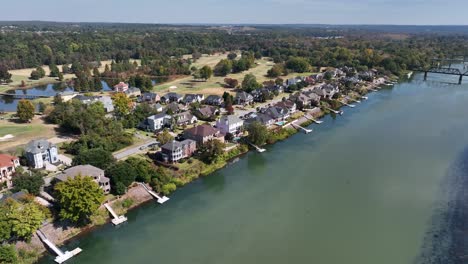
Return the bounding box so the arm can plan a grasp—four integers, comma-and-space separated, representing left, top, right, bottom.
25, 139, 59, 169
216, 115, 244, 135
147, 113, 171, 131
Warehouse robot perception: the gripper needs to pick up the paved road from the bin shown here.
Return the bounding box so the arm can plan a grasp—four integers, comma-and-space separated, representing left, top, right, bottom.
113, 139, 158, 160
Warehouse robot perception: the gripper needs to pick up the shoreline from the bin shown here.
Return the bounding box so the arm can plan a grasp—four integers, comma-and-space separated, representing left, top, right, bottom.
27, 77, 391, 263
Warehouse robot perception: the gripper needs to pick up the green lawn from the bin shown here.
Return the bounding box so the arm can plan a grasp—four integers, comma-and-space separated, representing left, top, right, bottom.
153, 56, 317, 96
0, 125, 37, 137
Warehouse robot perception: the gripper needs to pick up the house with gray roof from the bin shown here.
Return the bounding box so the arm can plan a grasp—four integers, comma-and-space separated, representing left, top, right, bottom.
139, 92, 161, 103
183, 94, 204, 105
125, 87, 141, 98
235, 91, 254, 105
173, 111, 198, 126
245, 113, 275, 127
194, 105, 220, 120
25, 139, 58, 169
56, 165, 110, 194
144, 113, 172, 131
74, 95, 114, 113
203, 95, 224, 106
216, 115, 244, 135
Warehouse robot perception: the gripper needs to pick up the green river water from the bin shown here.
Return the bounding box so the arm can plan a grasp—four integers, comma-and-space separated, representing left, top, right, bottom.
38, 71, 468, 264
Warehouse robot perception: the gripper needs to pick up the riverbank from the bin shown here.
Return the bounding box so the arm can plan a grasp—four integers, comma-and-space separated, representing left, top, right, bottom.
24, 76, 391, 264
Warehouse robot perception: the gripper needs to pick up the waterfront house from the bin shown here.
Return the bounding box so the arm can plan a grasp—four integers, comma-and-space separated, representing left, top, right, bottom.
56, 165, 110, 194
145, 113, 172, 131
264, 106, 290, 122
216, 115, 244, 135
234, 91, 254, 105
203, 95, 224, 106
290, 91, 321, 109
162, 92, 183, 103
0, 154, 20, 189
183, 124, 225, 145
173, 111, 198, 127
183, 94, 204, 105
194, 105, 220, 120
139, 92, 161, 104
125, 87, 141, 98
161, 139, 197, 163
114, 82, 129, 93
274, 100, 297, 113
245, 113, 275, 127
25, 139, 58, 169
313, 84, 339, 99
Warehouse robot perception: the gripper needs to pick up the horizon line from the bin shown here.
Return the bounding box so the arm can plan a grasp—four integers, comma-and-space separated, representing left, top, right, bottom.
1, 20, 468, 27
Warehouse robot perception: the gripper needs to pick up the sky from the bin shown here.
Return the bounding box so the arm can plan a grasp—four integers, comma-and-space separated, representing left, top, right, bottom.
1, 0, 468, 25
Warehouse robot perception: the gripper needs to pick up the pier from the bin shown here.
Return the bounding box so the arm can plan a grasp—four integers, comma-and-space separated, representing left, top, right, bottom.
138, 183, 170, 204
104, 203, 128, 226
291, 121, 312, 134
303, 114, 323, 124
36, 230, 82, 264
324, 107, 344, 115
339, 101, 356, 108
248, 142, 266, 153
0, 92, 52, 99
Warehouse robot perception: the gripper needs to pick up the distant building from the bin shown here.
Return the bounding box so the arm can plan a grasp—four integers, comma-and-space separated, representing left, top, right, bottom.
125, 87, 141, 97
234, 91, 254, 105
74, 95, 114, 113
183, 94, 204, 105
114, 82, 129, 93
216, 115, 244, 135
203, 95, 224, 106
161, 140, 197, 163
173, 111, 198, 126
161, 93, 183, 103
139, 92, 161, 104
183, 124, 225, 145
194, 105, 220, 120
25, 139, 58, 169
56, 165, 110, 194
0, 154, 20, 189
145, 113, 172, 131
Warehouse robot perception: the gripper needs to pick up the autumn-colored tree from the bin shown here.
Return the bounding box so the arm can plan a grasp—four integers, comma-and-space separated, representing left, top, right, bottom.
112, 92, 132, 117
16, 99, 35, 122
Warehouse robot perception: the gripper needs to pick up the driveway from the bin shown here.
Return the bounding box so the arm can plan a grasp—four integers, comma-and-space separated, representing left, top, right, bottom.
113, 139, 158, 160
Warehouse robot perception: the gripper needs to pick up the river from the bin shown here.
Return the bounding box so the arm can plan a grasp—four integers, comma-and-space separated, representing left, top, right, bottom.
38, 71, 468, 264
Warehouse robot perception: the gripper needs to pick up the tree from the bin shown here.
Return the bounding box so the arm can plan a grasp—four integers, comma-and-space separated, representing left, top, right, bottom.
0, 245, 18, 263
72, 148, 115, 170
58, 72, 64, 81
197, 65, 213, 81
62, 64, 70, 74
242, 73, 261, 92
227, 53, 237, 60
247, 121, 269, 146
16, 99, 35, 122
214, 59, 232, 76
156, 129, 174, 145
29, 70, 41, 80
35, 67, 46, 78
267, 64, 284, 78
275, 78, 284, 86
106, 162, 137, 195
285, 57, 310, 73
224, 78, 238, 88
49, 64, 60, 77
112, 92, 132, 117
2, 197, 47, 240
12, 171, 44, 195
54, 175, 105, 224
0, 65, 12, 83
199, 140, 225, 164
